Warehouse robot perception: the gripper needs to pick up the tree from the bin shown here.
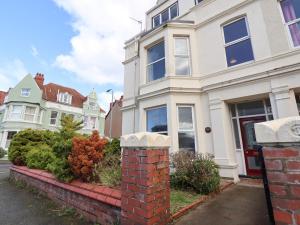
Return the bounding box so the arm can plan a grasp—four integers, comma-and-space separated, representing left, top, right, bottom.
59, 115, 83, 139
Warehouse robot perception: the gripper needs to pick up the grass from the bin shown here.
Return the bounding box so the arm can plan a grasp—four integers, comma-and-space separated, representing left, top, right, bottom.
170, 189, 202, 214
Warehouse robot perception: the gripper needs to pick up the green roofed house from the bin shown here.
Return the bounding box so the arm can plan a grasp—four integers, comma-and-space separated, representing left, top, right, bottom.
0, 73, 106, 149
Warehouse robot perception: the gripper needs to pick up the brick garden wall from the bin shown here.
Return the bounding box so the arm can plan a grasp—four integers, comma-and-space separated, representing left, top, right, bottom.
263, 146, 300, 225
10, 166, 121, 225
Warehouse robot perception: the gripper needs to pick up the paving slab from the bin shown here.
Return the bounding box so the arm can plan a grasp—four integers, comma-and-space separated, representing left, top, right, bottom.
175, 183, 271, 225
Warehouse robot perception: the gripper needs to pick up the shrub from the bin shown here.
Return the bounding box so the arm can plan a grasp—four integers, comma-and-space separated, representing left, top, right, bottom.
68, 131, 107, 181
60, 115, 83, 140
0, 147, 6, 158
8, 129, 57, 165
46, 158, 75, 183
93, 154, 121, 187
26, 145, 56, 170
104, 138, 121, 157
52, 139, 73, 158
171, 151, 220, 195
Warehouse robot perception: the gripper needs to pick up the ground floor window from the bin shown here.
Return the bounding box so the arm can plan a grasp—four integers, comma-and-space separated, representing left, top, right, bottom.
146, 106, 168, 135
5, 131, 17, 149
177, 105, 196, 153
296, 94, 300, 114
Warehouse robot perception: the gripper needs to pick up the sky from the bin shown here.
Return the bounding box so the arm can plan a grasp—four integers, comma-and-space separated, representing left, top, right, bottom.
0, 0, 156, 112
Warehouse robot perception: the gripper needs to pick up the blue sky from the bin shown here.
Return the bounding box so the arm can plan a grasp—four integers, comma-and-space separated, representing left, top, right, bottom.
0, 0, 155, 111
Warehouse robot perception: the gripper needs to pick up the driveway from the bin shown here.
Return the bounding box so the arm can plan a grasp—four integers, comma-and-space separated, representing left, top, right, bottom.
175, 182, 271, 225
0, 163, 93, 225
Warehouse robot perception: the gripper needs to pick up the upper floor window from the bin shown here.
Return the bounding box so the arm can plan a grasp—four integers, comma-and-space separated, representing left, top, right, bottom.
174, 37, 191, 75
195, 0, 203, 5
280, 0, 300, 47
90, 116, 97, 129
146, 106, 168, 135
89, 102, 97, 110
223, 17, 254, 67
58, 92, 72, 105
152, 2, 178, 28
21, 88, 31, 97
147, 41, 165, 82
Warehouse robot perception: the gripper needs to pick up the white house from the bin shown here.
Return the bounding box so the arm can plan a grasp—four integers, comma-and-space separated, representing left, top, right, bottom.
122, 0, 300, 181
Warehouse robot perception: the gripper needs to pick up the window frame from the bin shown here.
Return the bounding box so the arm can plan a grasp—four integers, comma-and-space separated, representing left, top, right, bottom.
152, 2, 179, 28
222, 16, 254, 67
147, 41, 166, 82
21, 88, 31, 97
50, 111, 58, 126
10, 105, 23, 120
174, 37, 192, 76
24, 106, 36, 122
278, 0, 300, 48
146, 105, 168, 135
177, 105, 197, 152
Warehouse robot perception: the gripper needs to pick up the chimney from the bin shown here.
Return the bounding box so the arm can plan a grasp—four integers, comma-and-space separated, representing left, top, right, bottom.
34, 73, 44, 88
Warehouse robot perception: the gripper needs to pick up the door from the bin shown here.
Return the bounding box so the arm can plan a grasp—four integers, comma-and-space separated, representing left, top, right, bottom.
240, 116, 266, 177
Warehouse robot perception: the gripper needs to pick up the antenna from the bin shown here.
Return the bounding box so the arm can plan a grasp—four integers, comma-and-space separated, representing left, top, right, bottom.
130, 17, 143, 32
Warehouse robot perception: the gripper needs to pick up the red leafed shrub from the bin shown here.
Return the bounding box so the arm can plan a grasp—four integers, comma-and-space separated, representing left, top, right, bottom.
68, 131, 108, 181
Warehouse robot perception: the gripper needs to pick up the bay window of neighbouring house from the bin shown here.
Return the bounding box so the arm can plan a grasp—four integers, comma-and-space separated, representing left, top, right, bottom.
177, 106, 196, 153
146, 106, 168, 135
174, 37, 191, 75
147, 41, 166, 82
223, 17, 254, 67
152, 2, 178, 28
280, 0, 300, 47
50, 111, 58, 125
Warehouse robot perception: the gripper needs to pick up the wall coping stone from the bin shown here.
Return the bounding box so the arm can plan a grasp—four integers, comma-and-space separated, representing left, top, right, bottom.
121, 132, 171, 148
255, 116, 300, 144
11, 166, 121, 207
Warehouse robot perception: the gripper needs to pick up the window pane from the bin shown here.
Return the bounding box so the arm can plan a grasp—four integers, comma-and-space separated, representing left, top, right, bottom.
148, 42, 165, 63
148, 59, 165, 81
178, 131, 195, 152
12, 106, 22, 113
170, 3, 178, 19
280, 0, 300, 22
175, 38, 188, 55
237, 101, 265, 116
25, 106, 35, 114
224, 18, 248, 43
161, 10, 169, 23
147, 107, 167, 133
232, 119, 241, 149
178, 107, 193, 130
153, 15, 160, 27
226, 38, 254, 67
296, 95, 300, 113
289, 22, 300, 47
175, 57, 190, 75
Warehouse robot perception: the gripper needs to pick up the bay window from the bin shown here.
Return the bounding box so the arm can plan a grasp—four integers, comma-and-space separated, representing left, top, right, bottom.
147, 41, 165, 82
10, 105, 23, 120
152, 2, 178, 28
177, 106, 196, 152
146, 106, 168, 135
24, 106, 36, 122
174, 37, 191, 75
223, 17, 254, 67
280, 0, 300, 47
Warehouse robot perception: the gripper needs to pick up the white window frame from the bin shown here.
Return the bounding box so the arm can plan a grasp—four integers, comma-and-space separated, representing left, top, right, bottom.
174, 37, 191, 76
50, 111, 58, 126
146, 105, 168, 135
177, 105, 197, 152
9, 105, 23, 121
147, 41, 166, 82
21, 88, 31, 97
24, 106, 36, 122
278, 0, 300, 49
222, 16, 254, 67
58, 92, 72, 105
152, 2, 179, 28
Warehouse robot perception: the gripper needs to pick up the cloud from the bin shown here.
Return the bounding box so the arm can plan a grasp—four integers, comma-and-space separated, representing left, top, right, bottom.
98, 90, 123, 113
53, 0, 156, 86
31, 46, 39, 57
0, 59, 28, 91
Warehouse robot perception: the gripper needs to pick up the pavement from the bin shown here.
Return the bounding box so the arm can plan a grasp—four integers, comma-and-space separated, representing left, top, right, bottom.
175, 182, 271, 225
0, 163, 94, 225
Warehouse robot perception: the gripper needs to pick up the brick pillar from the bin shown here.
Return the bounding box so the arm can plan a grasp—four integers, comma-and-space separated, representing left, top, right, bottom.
255, 117, 300, 225
120, 132, 171, 225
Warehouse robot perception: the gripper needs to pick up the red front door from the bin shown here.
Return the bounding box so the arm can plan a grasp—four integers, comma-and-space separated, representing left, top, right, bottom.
240, 116, 266, 177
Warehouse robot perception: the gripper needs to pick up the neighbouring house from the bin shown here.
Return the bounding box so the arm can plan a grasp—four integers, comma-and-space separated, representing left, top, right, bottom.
0, 73, 106, 149
122, 0, 300, 181
105, 96, 123, 139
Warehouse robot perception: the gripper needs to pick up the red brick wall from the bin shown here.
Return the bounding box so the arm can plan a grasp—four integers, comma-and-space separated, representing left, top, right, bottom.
263, 146, 300, 225
10, 166, 121, 225
121, 148, 170, 225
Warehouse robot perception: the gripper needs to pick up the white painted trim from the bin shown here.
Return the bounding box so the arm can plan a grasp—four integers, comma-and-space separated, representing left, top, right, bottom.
45, 101, 83, 114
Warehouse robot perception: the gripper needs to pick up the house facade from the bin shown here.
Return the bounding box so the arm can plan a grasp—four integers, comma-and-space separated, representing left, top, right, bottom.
105, 96, 123, 139
0, 73, 105, 149
122, 0, 300, 181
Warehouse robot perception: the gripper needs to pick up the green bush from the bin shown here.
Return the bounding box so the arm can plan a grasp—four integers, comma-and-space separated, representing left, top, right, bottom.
171, 151, 220, 195
52, 139, 73, 158
93, 154, 121, 187
104, 138, 121, 157
0, 147, 6, 158
26, 145, 56, 170
46, 158, 74, 183
8, 129, 57, 165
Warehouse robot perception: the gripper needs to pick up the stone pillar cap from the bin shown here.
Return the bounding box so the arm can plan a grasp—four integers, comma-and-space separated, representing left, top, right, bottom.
255, 116, 300, 144
121, 132, 171, 148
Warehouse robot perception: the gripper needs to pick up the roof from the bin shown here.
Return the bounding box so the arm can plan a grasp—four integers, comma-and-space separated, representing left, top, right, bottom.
100, 107, 106, 113
41, 83, 87, 108
0, 91, 7, 105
